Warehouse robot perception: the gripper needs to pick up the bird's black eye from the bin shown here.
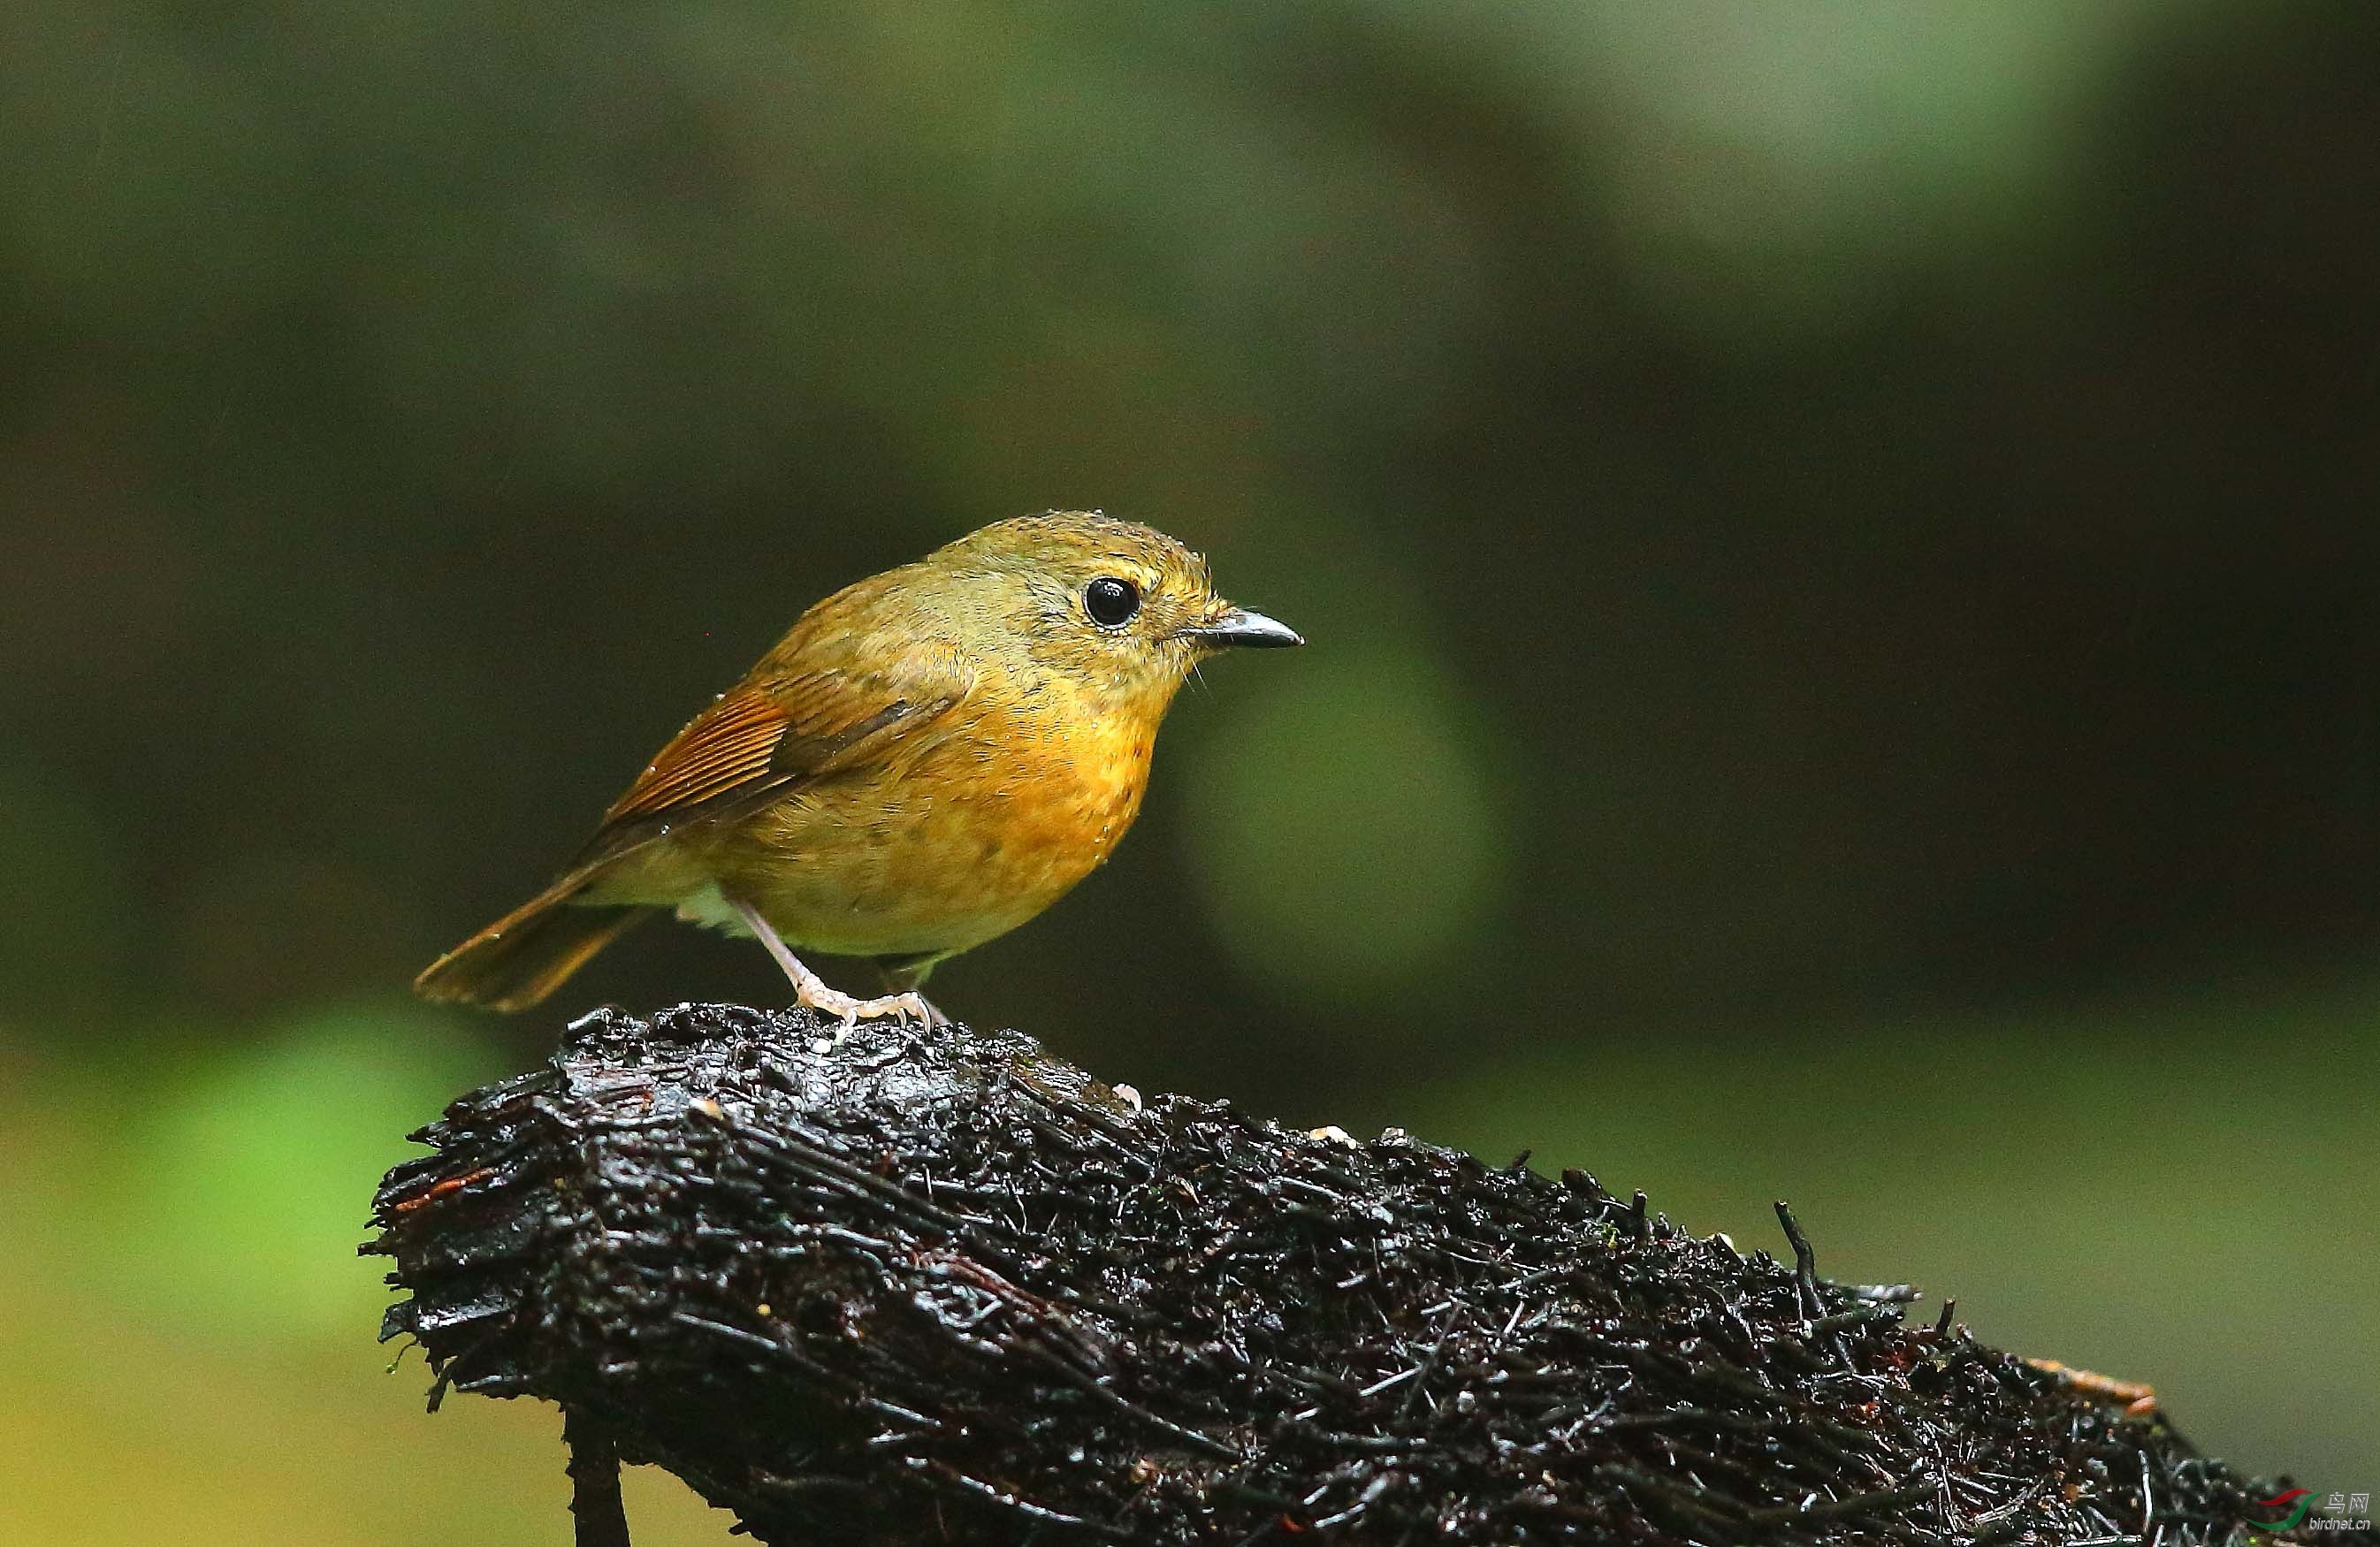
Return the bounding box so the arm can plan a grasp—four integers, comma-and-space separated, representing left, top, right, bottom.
1084, 576, 1140, 628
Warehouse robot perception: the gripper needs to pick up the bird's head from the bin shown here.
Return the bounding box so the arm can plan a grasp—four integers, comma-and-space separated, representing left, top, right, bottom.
927, 511, 1301, 717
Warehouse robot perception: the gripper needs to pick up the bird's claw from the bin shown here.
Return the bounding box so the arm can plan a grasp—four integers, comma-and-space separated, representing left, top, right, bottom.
795, 981, 942, 1043
727, 897, 950, 1044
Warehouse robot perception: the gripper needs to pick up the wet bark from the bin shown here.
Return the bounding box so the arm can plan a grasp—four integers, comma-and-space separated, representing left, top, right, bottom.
366, 1003, 2309, 1546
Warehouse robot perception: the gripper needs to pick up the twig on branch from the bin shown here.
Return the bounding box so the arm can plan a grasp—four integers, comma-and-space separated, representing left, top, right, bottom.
365, 1003, 2315, 1545
562, 1406, 630, 1547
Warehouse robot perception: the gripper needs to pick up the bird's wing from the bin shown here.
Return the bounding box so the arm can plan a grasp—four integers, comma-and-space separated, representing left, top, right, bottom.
562, 643, 975, 877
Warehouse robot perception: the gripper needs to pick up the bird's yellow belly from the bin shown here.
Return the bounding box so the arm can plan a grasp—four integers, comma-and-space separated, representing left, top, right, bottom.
616, 727, 1153, 960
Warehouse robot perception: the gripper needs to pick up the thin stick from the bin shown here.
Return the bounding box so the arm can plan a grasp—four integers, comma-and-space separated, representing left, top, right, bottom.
564, 1406, 631, 1547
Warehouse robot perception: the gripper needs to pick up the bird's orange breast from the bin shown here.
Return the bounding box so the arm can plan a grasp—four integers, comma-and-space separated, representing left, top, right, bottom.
645, 693, 1162, 960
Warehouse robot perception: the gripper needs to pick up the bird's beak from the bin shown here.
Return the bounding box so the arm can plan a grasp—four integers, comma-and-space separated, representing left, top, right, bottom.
1181, 606, 1305, 650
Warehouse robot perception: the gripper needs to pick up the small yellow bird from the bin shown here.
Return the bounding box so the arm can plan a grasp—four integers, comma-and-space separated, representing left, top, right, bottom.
415, 512, 1301, 1026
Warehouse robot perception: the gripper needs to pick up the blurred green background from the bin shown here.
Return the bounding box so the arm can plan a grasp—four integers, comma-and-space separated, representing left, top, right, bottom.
4, 2, 2376, 1538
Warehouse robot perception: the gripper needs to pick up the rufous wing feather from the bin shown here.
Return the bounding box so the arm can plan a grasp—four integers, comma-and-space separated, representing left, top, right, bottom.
599, 687, 797, 830
415, 644, 975, 1011
574, 648, 975, 871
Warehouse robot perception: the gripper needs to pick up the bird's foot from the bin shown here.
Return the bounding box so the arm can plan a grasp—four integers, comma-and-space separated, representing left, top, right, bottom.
793, 978, 941, 1042
728, 896, 943, 1043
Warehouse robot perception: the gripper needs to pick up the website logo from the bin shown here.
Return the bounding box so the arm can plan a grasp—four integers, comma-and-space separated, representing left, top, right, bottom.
2259, 1490, 2376, 1536
2260, 1491, 2316, 1533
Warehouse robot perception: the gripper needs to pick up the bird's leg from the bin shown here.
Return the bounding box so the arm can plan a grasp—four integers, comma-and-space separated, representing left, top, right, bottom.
727, 898, 937, 1039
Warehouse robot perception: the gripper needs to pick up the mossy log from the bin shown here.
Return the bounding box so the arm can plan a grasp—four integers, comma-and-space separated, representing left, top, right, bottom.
365, 1003, 2310, 1545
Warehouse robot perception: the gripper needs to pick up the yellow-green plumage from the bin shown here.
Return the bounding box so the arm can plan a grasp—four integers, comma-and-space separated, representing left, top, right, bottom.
414, 512, 1299, 1017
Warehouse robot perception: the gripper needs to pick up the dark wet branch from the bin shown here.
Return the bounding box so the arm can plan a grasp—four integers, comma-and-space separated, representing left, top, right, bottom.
366, 1004, 2314, 1546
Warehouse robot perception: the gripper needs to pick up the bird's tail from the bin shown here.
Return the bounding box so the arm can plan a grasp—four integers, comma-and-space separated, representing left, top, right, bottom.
413, 878, 654, 1012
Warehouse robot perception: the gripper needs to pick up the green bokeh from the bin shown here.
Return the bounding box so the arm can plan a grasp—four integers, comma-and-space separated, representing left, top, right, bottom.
110, 1006, 502, 1341
0, 758, 133, 1019
1187, 641, 1514, 1010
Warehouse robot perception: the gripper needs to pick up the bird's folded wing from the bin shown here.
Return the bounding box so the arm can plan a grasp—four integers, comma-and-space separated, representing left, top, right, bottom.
564, 644, 975, 876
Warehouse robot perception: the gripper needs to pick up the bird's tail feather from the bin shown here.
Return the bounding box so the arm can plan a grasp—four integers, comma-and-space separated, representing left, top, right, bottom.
413, 880, 653, 1011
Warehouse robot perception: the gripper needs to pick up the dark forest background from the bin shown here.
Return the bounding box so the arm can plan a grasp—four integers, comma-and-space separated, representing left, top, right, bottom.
4, 4, 2374, 1537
